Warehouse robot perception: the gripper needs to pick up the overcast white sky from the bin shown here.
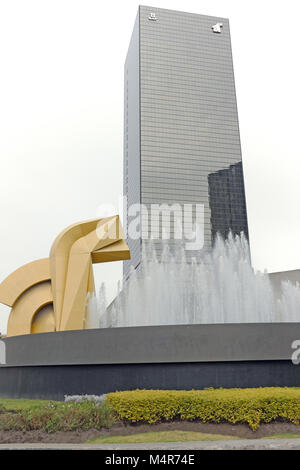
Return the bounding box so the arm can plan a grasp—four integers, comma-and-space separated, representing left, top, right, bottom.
0, 0, 299, 334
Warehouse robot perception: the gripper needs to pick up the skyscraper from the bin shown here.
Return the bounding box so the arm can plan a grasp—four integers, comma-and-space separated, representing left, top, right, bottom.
124, 6, 249, 277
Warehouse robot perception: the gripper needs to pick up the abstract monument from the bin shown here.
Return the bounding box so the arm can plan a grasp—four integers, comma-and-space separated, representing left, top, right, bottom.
0, 216, 129, 337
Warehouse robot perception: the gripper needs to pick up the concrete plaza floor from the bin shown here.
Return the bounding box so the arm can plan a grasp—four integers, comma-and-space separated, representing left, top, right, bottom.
0, 438, 300, 450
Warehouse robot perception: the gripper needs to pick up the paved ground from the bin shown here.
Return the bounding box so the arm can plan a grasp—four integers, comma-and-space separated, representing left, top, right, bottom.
1, 439, 300, 450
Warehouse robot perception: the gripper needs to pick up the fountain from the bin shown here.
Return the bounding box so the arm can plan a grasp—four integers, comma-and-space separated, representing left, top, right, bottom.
2, 232, 300, 400
97, 233, 300, 328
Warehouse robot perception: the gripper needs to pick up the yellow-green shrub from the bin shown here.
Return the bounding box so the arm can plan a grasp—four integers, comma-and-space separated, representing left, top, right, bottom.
106, 387, 300, 430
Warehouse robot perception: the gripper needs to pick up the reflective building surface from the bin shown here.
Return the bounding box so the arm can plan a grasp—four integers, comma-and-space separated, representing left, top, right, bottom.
124, 6, 249, 276
208, 162, 249, 243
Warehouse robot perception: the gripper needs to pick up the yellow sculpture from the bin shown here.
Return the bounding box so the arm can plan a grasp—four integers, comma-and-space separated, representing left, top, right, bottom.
0, 216, 130, 337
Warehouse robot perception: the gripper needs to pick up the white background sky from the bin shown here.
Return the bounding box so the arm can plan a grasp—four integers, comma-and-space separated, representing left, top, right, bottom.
0, 0, 299, 334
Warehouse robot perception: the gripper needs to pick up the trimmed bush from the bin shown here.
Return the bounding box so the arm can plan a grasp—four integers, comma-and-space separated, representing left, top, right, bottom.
0, 399, 115, 433
106, 388, 300, 430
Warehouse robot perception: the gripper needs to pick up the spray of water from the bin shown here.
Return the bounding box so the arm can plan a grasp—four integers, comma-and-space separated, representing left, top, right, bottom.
87, 233, 300, 328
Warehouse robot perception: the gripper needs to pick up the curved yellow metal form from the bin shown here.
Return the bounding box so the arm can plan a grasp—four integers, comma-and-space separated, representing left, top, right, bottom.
7, 281, 54, 336
49, 218, 100, 330
0, 258, 50, 307
31, 305, 55, 334
0, 216, 130, 337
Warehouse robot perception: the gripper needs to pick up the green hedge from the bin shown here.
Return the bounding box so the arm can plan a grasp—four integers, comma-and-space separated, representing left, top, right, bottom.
106, 388, 300, 430
0, 400, 114, 433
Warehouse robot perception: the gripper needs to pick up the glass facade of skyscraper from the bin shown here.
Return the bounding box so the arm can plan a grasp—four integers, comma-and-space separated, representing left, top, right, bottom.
124, 6, 249, 277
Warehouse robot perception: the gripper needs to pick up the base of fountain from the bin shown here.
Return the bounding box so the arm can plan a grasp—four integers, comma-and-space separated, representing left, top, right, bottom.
1, 323, 300, 399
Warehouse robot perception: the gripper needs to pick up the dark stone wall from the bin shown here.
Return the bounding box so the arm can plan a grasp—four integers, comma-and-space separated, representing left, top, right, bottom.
3, 323, 300, 367
1, 324, 300, 399
0, 361, 300, 400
